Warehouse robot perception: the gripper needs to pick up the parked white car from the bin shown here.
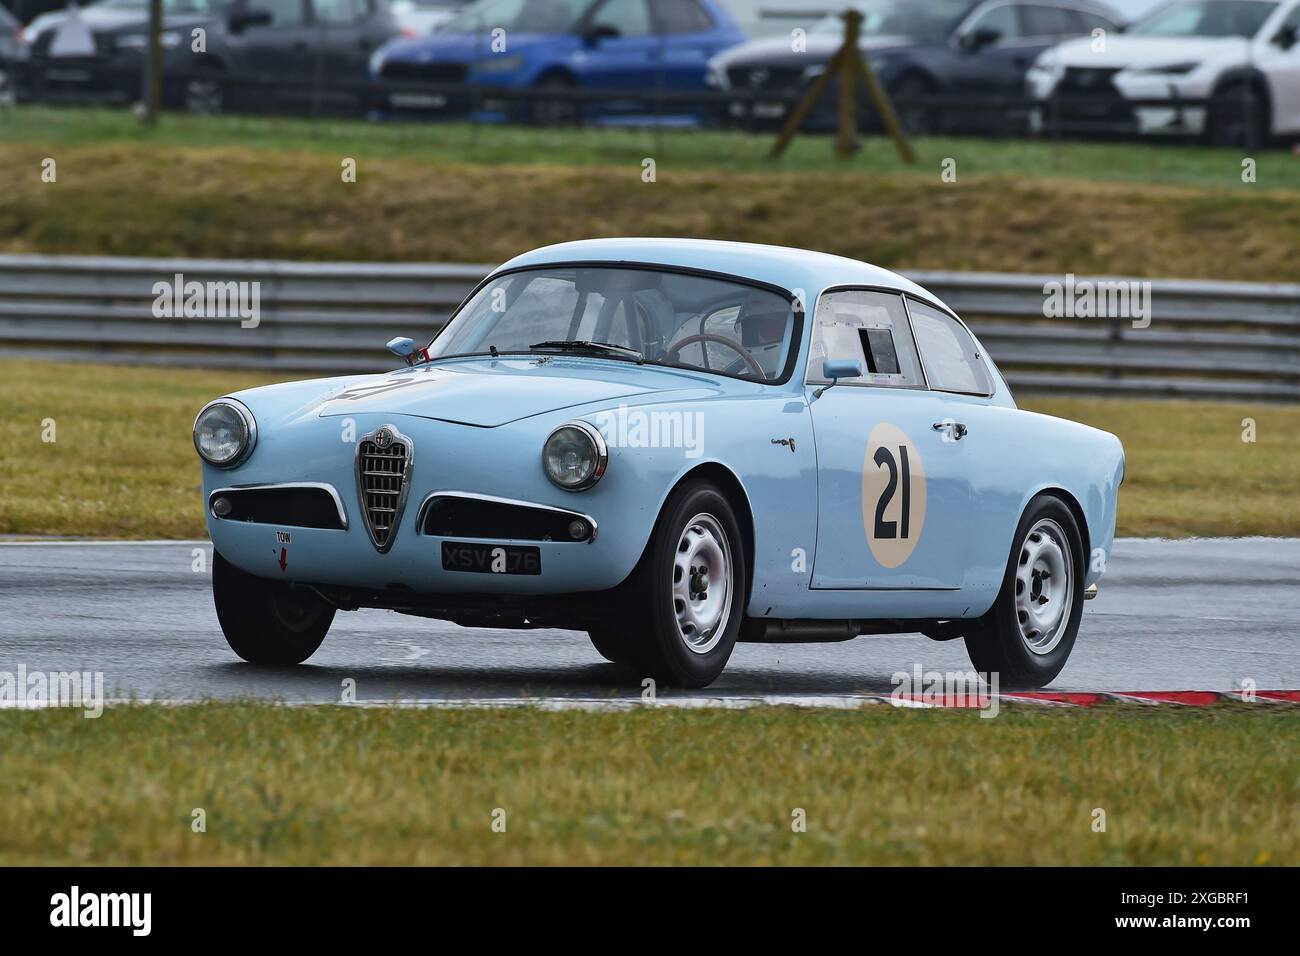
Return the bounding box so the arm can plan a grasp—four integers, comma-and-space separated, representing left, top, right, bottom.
1027, 0, 1300, 144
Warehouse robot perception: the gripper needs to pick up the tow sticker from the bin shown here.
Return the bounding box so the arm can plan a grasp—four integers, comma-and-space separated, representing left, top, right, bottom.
861, 423, 927, 568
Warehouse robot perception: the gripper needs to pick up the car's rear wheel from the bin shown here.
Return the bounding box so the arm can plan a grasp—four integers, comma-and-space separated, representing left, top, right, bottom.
213, 550, 334, 665
530, 74, 579, 125
963, 494, 1084, 689
888, 73, 936, 136
1207, 81, 1269, 149
616, 479, 746, 688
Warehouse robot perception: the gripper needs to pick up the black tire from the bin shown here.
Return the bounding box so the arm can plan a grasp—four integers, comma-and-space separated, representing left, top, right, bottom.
616, 479, 747, 688
586, 627, 636, 666
530, 74, 579, 126
888, 73, 936, 136
213, 550, 334, 665
1207, 81, 1269, 149
963, 494, 1085, 689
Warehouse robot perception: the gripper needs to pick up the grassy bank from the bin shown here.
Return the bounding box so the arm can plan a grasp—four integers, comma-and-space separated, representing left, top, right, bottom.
0, 703, 1294, 865
3, 108, 1298, 280
0, 359, 1295, 539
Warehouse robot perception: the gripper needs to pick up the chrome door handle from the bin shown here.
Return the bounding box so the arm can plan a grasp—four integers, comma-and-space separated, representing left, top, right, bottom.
932, 419, 968, 440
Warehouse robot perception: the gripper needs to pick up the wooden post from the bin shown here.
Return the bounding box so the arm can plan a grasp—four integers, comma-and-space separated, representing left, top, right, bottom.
142, 0, 162, 125
769, 9, 915, 164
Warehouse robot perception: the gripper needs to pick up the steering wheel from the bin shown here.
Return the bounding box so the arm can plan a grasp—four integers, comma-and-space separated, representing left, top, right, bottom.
664, 334, 765, 378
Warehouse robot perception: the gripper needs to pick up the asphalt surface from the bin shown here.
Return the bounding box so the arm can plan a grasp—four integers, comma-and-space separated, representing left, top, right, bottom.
0, 538, 1296, 703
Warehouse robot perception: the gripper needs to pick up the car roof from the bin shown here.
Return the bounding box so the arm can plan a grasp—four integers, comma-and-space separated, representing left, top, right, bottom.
497, 238, 954, 314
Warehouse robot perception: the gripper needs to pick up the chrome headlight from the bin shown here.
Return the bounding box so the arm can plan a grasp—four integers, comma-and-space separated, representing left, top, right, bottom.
193, 399, 256, 468
543, 421, 607, 492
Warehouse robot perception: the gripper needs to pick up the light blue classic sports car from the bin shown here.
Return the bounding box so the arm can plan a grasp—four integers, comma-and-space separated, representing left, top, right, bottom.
194, 239, 1124, 688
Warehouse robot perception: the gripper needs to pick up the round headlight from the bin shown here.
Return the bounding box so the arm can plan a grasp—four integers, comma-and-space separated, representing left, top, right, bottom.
543, 421, 607, 491
193, 399, 256, 468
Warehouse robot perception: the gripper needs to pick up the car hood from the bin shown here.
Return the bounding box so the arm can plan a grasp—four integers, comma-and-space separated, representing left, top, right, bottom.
712, 33, 916, 69
296, 356, 725, 428
1042, 34, 1247, 68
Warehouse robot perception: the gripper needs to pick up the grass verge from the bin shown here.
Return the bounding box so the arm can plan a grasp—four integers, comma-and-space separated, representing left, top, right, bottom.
2, 108, 1298, 280
1, 359, 1295, 539
0, 702, 1294, 865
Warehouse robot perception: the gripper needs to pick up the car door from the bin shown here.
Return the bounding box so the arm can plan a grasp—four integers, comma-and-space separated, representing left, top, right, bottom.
649, 0, 721, 93
575, 0, 661, 99
806, 288, 972, 592
311, 0, 394, 107
950, 1, 1028, 95
902, 296, 1014, 595
229, 0, 317, 106
1260, 1, 1300, 134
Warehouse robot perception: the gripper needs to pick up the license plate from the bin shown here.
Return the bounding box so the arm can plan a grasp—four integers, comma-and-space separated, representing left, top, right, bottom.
441, 542, 540, 575
389, 92, 447, 109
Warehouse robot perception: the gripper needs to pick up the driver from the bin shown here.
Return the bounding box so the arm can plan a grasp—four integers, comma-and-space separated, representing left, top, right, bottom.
734, 294, 791, 378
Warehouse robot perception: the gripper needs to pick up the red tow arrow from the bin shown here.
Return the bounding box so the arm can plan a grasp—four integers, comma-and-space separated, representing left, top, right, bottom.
278, 547, 288, 572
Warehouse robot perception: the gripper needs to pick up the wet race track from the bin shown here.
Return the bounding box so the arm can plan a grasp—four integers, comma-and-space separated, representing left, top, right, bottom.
1, 538, 1297, 704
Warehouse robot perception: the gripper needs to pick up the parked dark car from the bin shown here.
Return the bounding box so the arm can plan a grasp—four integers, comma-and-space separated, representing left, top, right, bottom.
0, 4, 22, 104
369, 0, 746, 123
21, 0, 399, 114
708, 0, 1122, 133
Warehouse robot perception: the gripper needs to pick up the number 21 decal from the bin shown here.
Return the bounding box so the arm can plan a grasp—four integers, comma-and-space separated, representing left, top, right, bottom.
861, 423, 927, 568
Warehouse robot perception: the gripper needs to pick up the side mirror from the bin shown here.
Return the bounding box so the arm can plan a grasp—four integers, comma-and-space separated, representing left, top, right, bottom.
1275, 25, 1298, 50
387, 336, 416, 361
813, 358, 862, 399
583, 24, 620, 46
823, 358, 863, 381
229, 8, 273, 33
960, 27, 1001, 52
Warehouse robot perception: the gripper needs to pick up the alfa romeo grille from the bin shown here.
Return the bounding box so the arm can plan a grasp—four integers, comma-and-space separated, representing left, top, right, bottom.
358, 428, 410, 552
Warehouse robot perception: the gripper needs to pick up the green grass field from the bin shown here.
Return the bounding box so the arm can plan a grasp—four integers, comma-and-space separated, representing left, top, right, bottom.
0, 359, 1295, 539
0, 702, 1294, 865
3, 107, 1298, 280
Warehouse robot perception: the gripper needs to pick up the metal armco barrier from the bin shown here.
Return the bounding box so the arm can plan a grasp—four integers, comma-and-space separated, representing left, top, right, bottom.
0, 254, 1296, 401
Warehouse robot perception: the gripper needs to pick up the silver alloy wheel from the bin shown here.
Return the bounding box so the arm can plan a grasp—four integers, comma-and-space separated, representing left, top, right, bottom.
1015, 517, 1074, 655
671, 513, 733, 655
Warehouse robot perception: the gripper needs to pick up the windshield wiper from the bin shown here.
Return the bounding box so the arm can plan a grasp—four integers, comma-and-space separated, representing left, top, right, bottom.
528, 340, 644, 362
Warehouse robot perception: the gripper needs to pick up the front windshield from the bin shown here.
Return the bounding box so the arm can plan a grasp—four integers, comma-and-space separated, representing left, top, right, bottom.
1129, 1, 1279, 38
811, 0, 975, 41
442, 0, 589, 33
429, 266, 798, 383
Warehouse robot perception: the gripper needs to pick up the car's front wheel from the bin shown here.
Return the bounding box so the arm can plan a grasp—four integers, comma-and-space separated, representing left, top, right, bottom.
963, 494, 1085, 689
616, 479, 747, 688
213, 550, 334, 665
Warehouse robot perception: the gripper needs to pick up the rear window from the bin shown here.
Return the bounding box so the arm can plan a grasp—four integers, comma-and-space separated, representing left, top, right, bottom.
907, 299, 992, 395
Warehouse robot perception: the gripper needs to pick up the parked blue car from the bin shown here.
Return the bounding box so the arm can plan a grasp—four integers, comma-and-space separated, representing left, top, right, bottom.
369, 0, 746, 122
195, 238, 1123, 688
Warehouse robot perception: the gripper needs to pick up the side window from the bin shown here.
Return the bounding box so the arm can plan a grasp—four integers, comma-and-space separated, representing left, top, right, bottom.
315, 0, 368, 25
589, 0, 652, 37
1076, 11, 1117, 33
907, 299, 992, 396
257, 0, 308, 27
807, 290, 924, 388
655, 0, 715, 34
966, 2, 1022, 40
1022, 5, 1079, 37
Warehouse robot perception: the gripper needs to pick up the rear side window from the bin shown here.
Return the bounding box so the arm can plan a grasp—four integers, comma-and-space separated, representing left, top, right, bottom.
1022, 4, 1080, 36
907, 299, 992, 395
655, 0, 715, 33
807, 290, 925, 388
